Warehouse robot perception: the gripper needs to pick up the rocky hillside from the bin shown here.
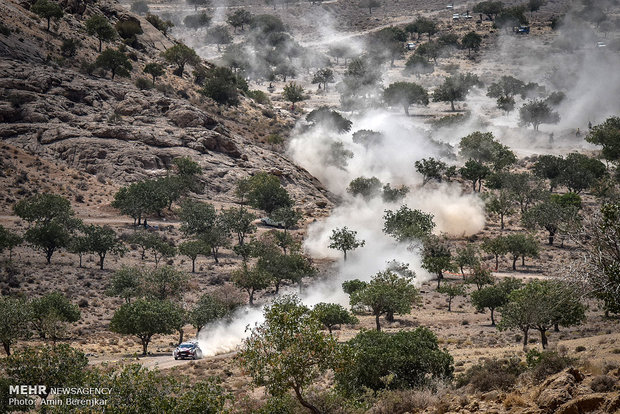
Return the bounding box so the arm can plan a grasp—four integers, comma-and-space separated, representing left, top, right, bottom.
0, 0, 332, 211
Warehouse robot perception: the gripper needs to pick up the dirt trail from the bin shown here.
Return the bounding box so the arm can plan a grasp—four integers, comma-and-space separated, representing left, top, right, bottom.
89, 351, 238, 370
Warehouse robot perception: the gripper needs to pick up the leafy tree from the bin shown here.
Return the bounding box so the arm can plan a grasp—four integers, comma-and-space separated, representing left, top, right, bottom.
184, 12, 211, 29
470, 277, 522, 325
205, 25, 232, 52
522, 197, 580, 245
455, 244, 480, 276
30, 292, 80, 342
115, 20, 143, 42
142, 266, 189, 301
497, 172, 547, 213
0, 297, 31, 355
110, 299, 179, 355
382, 183, 410, 202
466, 264, 495, 290
460, 159, 491, 192
496, 95, 515, 114
558, 152, 606, 193
144, 62, 164, 85
415, 157, 448, 185
190, 294, 232, 334
461, 31, 482, 55
282, 82, 305, 109
437, 283, 466, 311
106, 266, 143, 303
504, 233, 539, 270
383, 82, 429, 116
495, 6, 528, 29
311, 68, 335, 91
232, 264, 271, 305
31, 0, 63, 32
458, 131, 516, 171
473, 1, 504, 20
85, 15, 117, 52
162, 44, 200, 76
3, 344, 87, 401
485, 190, 515, 230
342, 279, 367, 295
347, 176, 382, 199
311, 303, 358, 334
351, 269, 420, 330
421, 236, 456, 289
433, 73, 482, 111
22, 218, 79, 264
481, 237, 507, 271
414, 41, 442, 63
328, 227, 365, 261
359, 0, 380, 14
202, 66, 245, 106
96, 48, 132, 79
586, 116, 620, 163
533, 154, 565, 191
519, 99, 560, 131
499, 280, 585, 350
404, 54, 435, 78
336, 328, 453, 395
112, 180, 165, 226
146, 13, 174, 36
179, 199, 216, 235
238, 295, 340, 414
178, 240, 210, 273
220, 207, 256, 246
270, 207, 302, 234
14, 193, 72, 224
0, 225, 22, 260
407, 17, 438, 40
306, 106, 352, 133
244, 172, 293, 215
83, 224, 126, 270
227, 9, 252, 32
383, 206, 435, 242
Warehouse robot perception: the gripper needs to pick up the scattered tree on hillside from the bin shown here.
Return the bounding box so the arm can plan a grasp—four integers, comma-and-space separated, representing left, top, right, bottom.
533, 154, 565, 191
205, 25, 232, 52
306, 106, 352, 133
227, 9, 252, 32
485, 190, 515, 230
106, 266, 143, 303
146, 14, 174, 36
404, 54, 435, 78
0, 225, 22, 260
143, 62, 164, 85
241, 172, 293, 214
383, 206, 435, 243
0, 296, 31, 355
415, 157, 448, 185
466, 265, 495, 290
31, 0, 63, 32
437, 283, 466, 311
95, 48, 132, 79
347, 176, 382, 199
422, 236, 457, 289
232, 264, 271, 305
383, 82, 429, 116
470, 277, 522, 326
184, 12, 211, 29
328, 227, 365, 261
30, 292, 80, 342
178, 240, 210, 273
85, 15, 117, 52
282, 82, 305, 109
473, 1, 504, 20
433, 73, 482, 111
522, 197, 580, 245
311, 302, 358, 334
455, 245, 480, 276
504, 233, 539, 270
519, 99, 560, 131
359, 0, 381, 14
142, 266, 189, 301
460, 159, 491, 192
461, 31, 482, 55
586, 116, 620, 163
161, 44, 200, 76
481, 237, 508, 271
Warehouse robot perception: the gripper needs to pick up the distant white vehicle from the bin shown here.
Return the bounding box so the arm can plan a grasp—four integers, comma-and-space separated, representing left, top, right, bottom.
446, 4, 454, 9
452, 13, 460, 20
406, 42, 416, 50
173, 341, 203, 360
597, 41, 607, 48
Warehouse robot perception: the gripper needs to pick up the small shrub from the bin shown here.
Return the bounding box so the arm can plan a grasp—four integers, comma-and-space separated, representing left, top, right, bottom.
61, 38, 80, 57
429, 113, 470, 128
575, 345, 586, 352
590, 375, 615, 392
135, 77, 152, 90
456, 358, 524, 392
78, 299, 89, 308
247, 89, 270, 104
526, 349, 575, 382
265, 134, 283, 145
0, 21, 10, 36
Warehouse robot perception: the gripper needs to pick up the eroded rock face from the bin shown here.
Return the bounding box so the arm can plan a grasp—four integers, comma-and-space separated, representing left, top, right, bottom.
0, 59, 333, 210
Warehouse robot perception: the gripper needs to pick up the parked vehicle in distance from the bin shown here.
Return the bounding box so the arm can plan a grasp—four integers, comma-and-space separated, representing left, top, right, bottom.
597, 41, 607, 48
452, 13, 460, 20
260, 217, 285, 228
406, 42, 416, 50
513, 25, 530, 34
173, 341, 203, 360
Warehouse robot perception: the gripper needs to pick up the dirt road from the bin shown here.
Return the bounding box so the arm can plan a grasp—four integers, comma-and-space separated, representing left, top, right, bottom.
89, 351, 238, 370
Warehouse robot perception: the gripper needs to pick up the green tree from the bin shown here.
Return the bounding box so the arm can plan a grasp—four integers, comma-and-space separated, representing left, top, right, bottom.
232, 264, 271, 305
533, 154, 565, 191
85, 15, 117, 52
221, 206, 256, 245
95, 48, 132, 79
350, 269, 420, 330
433, 73, 482, 111
404, 54, 435, 78
270, 207, 302, 234
383, 82, 429, 116
414, 41, 442, 63
455, 244, 480, 276
282, 82, 305, 109
178, 240, 210, 273
0, 225, 22, 260
422, 236, 456, 289
184, 12, 211, 29
485, 190, 515, 230
106, 266, 143, 303
142, 266, 189, 301
14, 193, 72, 224
245, 172, 293, 215
328, 226, 365, 261
311, 68, 335, 91
504, 233, 539, 270
311, 303, 358, 334
382, 183, 410, 202
473, 0, 504, 20
110, 299, 178, 355
226, 9, 252, 32
238, 295, 340, 414
179, 199, 216, 235
460, 159, 491, 192
414, 157, 448, 186
202, 66, 245, 106
481, 236, 507, 271
466, 264, 495, 290
586, 116, 620, 163
31, 0, 63, 31
519, 99, 560, 131
205, 25, 232, 52
461, 31, 482, 55
336, 328, 453, 395
3, 344, 87, 401
470, 277, 522, 326
190, 294, 233, 334
144, 62, 164, 85
437, 282, 466, 311
30, 292, 80, 342
162, 43, 200, 76
383, 206, 435, 243
558, 152, 606, 193
306, 106, 352, 133
83, 224, 126, 269
347, 176, 382, 199
522, 197, 580, 245
0, 296, 31, 355
146, 13, 174, 36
